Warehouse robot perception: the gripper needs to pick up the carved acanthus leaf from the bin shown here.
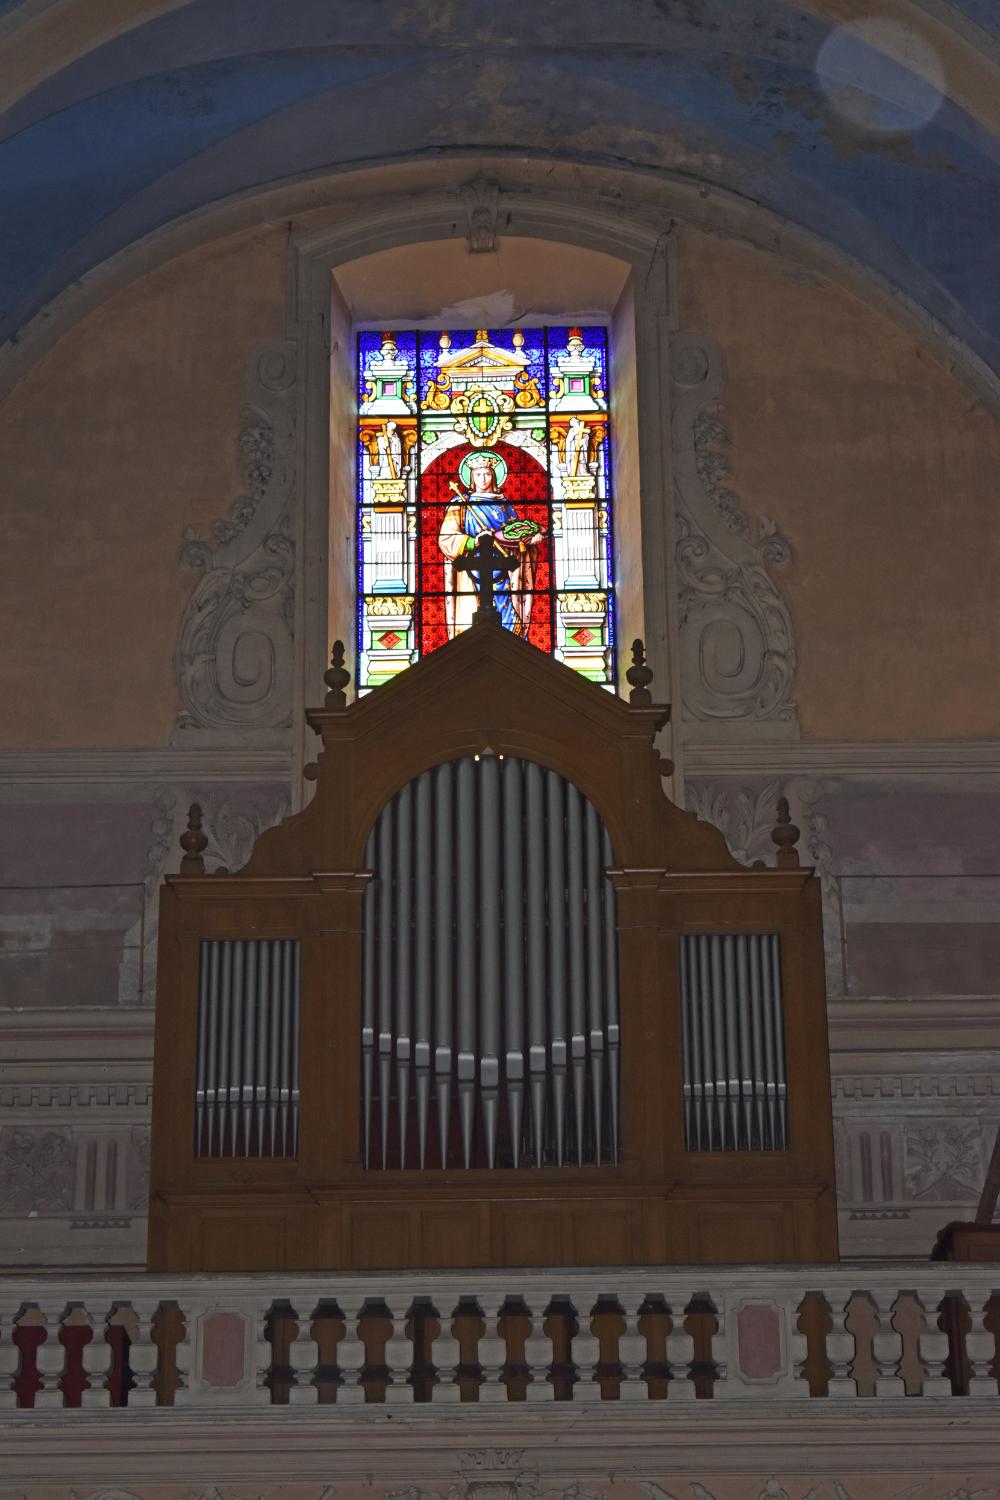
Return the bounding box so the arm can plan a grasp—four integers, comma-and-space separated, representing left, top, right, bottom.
197, 789, 291, 874
671, 331, 798, 730
174, 343, 298, 737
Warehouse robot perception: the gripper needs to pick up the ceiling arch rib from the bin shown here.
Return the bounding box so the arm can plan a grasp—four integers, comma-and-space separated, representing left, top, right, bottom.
1, 154, 997, 424
1, 38, 998, 383
1, 0, 997, 126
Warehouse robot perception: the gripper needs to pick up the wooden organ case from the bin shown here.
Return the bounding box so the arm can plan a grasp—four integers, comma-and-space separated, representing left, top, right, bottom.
147, 622, 838, 1271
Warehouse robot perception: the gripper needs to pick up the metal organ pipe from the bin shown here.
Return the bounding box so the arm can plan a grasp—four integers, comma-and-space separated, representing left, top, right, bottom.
502, 757, 525, 1167
524, 760, 548, 1167
376, 802, 394, 1166
194, 937, 300, 1159
433, 762, 454, 1167
545, 770, 568, 1168
361, 833, 376, 1167
395, 780, 413, 1167
678, 931, 789, 1152
362, 756, 620, 1171
456, 757, 476, 1167
565, 786, 587, 1166
601, 828, 621, 1164
413, 775, 433, 1167
478, 753, 501, 1167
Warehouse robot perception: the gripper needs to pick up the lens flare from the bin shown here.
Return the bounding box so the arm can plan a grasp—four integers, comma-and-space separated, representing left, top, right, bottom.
816, 19, 945, 133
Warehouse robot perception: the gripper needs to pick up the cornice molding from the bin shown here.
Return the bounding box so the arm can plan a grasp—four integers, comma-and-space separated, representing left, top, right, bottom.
2, 1403, 1000, 1484
828, 997, 1000, 1052
0, 740, 996, 790
685, 738, 1000, 778
0, 747, 293, 787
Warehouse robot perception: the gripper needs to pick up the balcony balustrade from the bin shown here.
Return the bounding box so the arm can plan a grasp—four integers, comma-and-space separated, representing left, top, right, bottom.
0, 1264, 997, 1413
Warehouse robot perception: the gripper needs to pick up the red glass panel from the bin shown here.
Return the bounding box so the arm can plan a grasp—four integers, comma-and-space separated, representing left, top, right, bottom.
524, 590, 552, 652
417, 504, 550, 598
419, 440, 550, 502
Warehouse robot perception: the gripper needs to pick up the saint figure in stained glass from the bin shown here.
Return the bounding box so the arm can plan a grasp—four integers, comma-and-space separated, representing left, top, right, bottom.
438, 452, 542, 638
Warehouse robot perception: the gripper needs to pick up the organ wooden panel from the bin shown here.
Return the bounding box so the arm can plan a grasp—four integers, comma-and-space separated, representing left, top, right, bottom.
147, 621, 838, 1270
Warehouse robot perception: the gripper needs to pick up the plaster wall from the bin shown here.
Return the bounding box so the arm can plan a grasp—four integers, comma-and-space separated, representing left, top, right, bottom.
676, 225, 1000, 741
0, 226, 286, 748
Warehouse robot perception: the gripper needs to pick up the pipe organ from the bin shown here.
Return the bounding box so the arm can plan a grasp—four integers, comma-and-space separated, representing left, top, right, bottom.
362, 757, 620, 1172
148, 623, 838, 1272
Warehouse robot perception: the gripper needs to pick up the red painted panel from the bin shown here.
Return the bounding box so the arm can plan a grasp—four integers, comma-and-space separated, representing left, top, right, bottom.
201, 1310, 246, 1388
737, 1301, 783, 1380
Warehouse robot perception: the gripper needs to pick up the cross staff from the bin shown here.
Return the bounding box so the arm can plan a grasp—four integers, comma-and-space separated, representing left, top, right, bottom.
453, 528, 519, 624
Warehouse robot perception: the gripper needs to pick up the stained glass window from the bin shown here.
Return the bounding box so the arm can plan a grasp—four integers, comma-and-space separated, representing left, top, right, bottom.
357, 326, 614, 690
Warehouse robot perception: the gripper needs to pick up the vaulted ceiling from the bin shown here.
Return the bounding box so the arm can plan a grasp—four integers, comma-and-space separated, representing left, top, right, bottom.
0, 0, 997, 380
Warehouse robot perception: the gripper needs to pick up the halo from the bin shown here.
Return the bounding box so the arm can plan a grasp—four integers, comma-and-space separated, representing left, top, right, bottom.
459, 449, 508, 491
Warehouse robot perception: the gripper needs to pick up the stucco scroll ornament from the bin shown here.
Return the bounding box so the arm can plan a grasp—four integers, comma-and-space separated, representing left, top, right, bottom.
461, 176, 501, 253
671, 331, 799, 736
174, 342, 298, 741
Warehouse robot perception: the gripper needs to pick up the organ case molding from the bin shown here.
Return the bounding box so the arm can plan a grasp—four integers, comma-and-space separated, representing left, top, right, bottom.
148, 621, 836, 1271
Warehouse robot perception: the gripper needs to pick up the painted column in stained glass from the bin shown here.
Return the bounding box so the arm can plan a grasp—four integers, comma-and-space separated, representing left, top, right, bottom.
548, 327, 613, 682
356, 326, 614, 690
357, 331, 418, 687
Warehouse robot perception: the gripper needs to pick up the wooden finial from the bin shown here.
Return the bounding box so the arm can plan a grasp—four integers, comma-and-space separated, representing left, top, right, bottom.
179, 803, 208, 874
324, 640, 351, 707
626, 638, 654, 706
771, 795, 801, 868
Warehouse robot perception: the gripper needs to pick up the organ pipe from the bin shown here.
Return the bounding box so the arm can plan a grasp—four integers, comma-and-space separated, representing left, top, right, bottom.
194, 938, 301, 1159
362, 755, 620, 1170
678, 932, 789, 1152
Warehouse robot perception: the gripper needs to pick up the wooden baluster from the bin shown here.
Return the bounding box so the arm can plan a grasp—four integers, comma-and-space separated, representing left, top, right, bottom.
430, 1304, 462, 1404
34, 1309, 66, 1409
570, 1294, 602, 1402
618, 1298, 648, 1403
477, 1300, 509, 1404
336, 1305, 367, 1406
917, 1289, 952, 1397
80, 1307, 112, 1409
384, 1302, 414, 1405
826, 1292, 858, 1399
524, 1299, 553, 1403
966, 1292, 999, 1397
665, 1294, 696, 1401
871, 1290, 905, 1398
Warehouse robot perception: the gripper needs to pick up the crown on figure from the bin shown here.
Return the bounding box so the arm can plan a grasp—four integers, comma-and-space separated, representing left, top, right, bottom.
468, 452, 500, 470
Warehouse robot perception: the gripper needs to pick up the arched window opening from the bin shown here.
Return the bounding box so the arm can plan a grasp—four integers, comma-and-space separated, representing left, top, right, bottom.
356, 326, 615, 690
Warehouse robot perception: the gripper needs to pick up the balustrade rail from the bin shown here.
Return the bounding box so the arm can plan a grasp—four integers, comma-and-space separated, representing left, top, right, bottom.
0, 1266, 997, 1411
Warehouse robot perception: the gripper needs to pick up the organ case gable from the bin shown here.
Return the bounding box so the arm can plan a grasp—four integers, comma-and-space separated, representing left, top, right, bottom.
148, 621, 838, 1271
